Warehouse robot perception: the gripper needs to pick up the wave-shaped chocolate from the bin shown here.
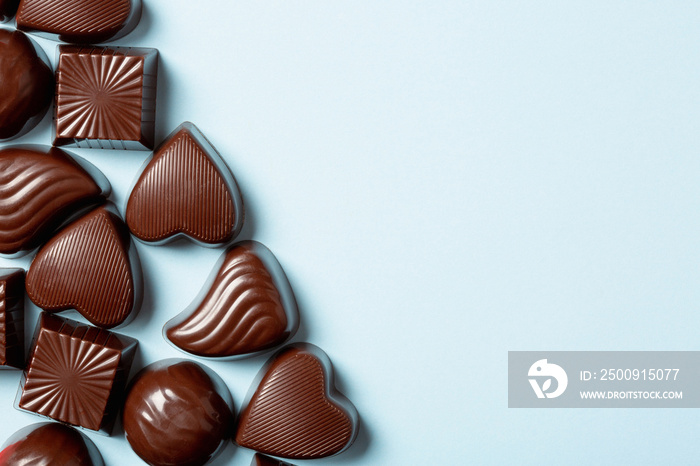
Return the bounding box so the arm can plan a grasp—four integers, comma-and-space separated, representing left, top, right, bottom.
0, 422, 103, 465
0, 29, 54, 140
0, 0, 18, 22
26, 205, 142, 328
126, 122, 244, 246
235, 344, 360, 459
123, 359, 234, 466
164, 241, 298, 359
16, 0, 141, 43
0, 146, 109, 257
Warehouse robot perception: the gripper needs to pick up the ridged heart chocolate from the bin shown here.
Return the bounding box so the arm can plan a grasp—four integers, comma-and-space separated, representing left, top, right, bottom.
235, 344, 359, 459
126, 122, 244, 246
0, 146, 109, 257
26, 205, 142, 328
164, 240, 298, 359
16, 0, 142, 43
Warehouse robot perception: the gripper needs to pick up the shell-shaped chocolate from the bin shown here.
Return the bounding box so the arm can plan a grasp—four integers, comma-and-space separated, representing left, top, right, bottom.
0, 146, 109, 257
0, 0, 19, 22
26, 205, 142, 328
0, 29, 54, 140
126, 122, 244, 246
235, 344, 359, 459
123, 359, 234, 466
164, 241, 298, 359
16, 0, 141, 43
0, 423, 103, 465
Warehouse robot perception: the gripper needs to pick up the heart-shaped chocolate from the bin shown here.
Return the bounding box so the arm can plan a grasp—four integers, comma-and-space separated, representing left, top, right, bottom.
16, 0, 141, 43
235, 344, 359, 459
26, 205, 142, 328
164, 240, 298, 358
126, 122, 244, 246
0, 146, 109, 257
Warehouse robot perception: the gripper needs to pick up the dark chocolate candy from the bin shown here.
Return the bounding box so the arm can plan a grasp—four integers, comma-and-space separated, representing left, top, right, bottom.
123, 359, 234, 466
54, 45, 158, 150
0, 146, 110, 257
235, 344, 359, 459
252, 453, 296, 466
17, 313, 138, 434
26, 204, 142, 329
0, 422, 104, 465
164, 241, 298, 359
0, 268, 24, 370
0, 0, 18, 22
16, 0, 141, 43
0, 28, 54, 140
126, 122, 244, 245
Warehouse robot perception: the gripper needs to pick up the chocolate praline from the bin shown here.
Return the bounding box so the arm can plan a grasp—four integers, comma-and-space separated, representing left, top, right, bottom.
123, 359, 234, 466
0, 28, 53, 141
0, 422, 104, 465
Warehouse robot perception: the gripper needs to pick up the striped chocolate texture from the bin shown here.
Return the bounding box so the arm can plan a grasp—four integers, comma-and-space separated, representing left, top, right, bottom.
0, 268, 24, 369
18, 313, 137, 433
26, 205, 141, 329
16, 0, 141, 43
0, 147, 108, 256
54, 46, 157, 150
126, 122, 244, 245
235, 344, 359, 459
165, 241, 298, 358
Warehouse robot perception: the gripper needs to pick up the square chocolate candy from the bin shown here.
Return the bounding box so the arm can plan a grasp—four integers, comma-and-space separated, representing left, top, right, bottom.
0, 268, 25, 370
16, 313, 137, 434
53, 45, 158, 150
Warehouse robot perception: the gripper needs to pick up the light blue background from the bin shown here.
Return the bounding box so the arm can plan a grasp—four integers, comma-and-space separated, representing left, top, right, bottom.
1, 1, 699, 464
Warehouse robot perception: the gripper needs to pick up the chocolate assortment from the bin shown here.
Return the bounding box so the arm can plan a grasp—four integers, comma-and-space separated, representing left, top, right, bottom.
54, 45, 158, 150
0, 422, 103, 465
0, 28, 53, 141
0, 268, 23, 369
16, 0, 141, 44
126, 122, 245, 245
165, 240, 298, 359
0, 146, 110, 257
236, 344, 359, 459
0, 3, 362, 465
123, 359, 234, 466
17, 313, 137, 433
26, 205, 142, 328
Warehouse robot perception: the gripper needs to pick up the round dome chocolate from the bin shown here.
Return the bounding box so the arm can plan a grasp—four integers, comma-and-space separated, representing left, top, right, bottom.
123, 359, 234, 466
0, 28, 54, 141
0, 422, 103, 465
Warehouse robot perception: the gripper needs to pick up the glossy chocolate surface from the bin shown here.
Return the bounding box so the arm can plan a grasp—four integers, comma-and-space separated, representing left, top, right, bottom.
0, 268, 24, 369
0, 0, 18, 23
0, 422, 103, 465
252, 453, 296, 466
126, 122, 244, 245
165, 241, 298, 359
123, 359, 233, 466
54, 46, 157, 150
235, 344, 359, 459
0, 29, 53, 140
0, 146, 109, 257
17, 313, 137, 433
16, 0, 141, 43
26, 205, 142, 329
